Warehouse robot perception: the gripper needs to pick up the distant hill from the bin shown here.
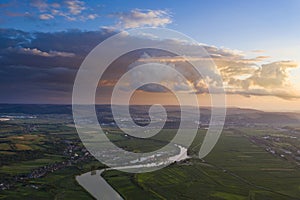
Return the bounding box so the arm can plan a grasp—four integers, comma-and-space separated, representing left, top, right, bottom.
0, 104, 299, 125
0, 104, 73, 114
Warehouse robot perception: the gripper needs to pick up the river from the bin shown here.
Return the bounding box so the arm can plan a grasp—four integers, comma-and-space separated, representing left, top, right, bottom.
76, 144, 188, 200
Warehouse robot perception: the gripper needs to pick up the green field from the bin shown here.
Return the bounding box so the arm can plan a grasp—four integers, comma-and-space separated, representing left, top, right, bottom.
0, 116, 300, 200
1, 156, 63, 175
0, 119, 98, 200
102, 129, 300, 200
0, 166, 95, 200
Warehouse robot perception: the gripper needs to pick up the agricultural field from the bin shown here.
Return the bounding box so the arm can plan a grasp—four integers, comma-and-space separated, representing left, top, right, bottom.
0, 116, 103, 200
102, 129, 300, 200
0, 105, 299, 200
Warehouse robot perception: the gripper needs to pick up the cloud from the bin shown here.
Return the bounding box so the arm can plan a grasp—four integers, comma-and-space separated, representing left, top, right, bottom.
228, 61, 297, 92
65, 0, 86, 15
121, 53, 195, 93
51, 3, 60, 8
86, 14, 98, 20
0, 65, 76, 103
208, 52, 299, 99
249, 61, 297, 88
252, 49, 266, 53
5, 11, 31, 17
39, 13, 54, 20
114, 39, 299, 99
0, 28, 299, 103
26, 0, 97, 22
226, 88, 300, 100
30, 0, 49, 12
111, 9, 172, 29
7, 47, 75, 57
0, 28, 113, 103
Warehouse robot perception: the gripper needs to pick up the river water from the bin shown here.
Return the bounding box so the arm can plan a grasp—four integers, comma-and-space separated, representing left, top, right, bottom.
76, 144, 188, 200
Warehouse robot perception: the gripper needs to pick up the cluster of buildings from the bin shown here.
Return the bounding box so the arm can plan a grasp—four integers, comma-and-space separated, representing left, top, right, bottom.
0, 140, 92, 191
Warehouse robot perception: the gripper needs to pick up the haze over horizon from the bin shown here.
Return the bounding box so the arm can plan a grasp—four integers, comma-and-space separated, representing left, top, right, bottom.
1, 0, 300, 112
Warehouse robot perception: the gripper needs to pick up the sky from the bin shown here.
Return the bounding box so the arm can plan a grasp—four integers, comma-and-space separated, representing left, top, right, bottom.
0, 0, 300, 111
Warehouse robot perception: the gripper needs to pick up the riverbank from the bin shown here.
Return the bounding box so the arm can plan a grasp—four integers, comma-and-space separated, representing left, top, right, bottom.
76, 144, 188, 200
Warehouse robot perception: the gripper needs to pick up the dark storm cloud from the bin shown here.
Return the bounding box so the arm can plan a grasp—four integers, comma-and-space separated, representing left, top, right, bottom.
0, 28, 298, 104
0, 28, 115, 103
